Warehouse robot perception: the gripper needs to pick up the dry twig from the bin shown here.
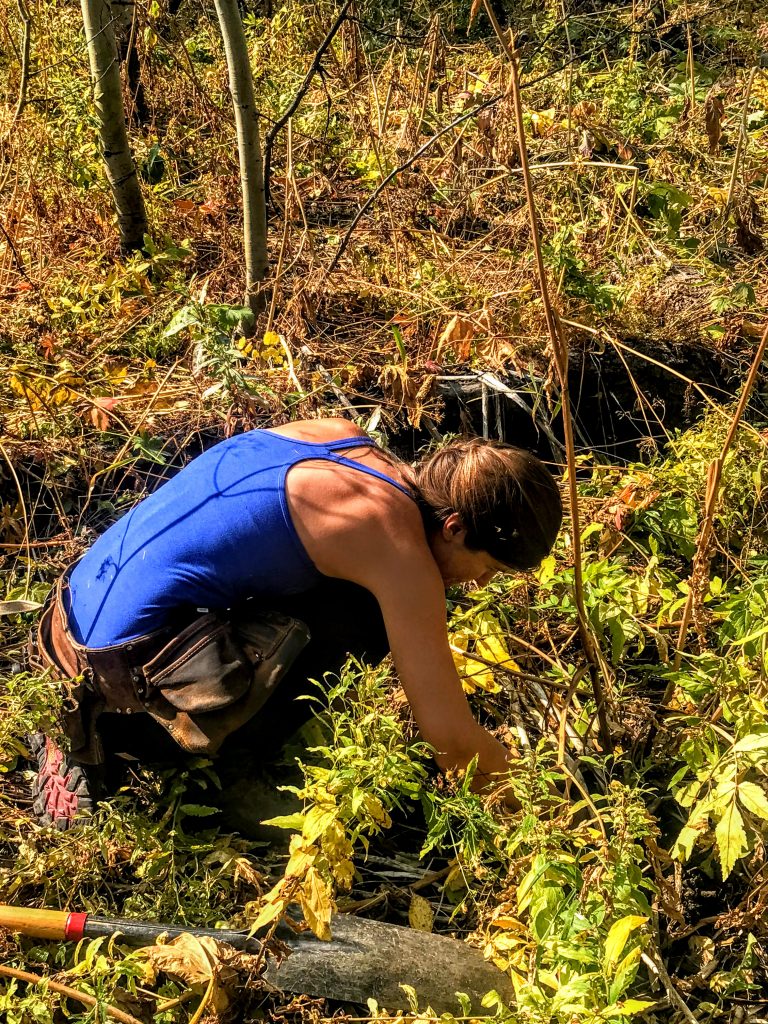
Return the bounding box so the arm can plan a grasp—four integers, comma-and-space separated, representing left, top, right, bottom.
0, 963, 144, 1024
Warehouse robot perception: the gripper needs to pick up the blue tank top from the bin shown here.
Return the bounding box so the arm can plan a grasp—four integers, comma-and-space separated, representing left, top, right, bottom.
67, 430, 414, 648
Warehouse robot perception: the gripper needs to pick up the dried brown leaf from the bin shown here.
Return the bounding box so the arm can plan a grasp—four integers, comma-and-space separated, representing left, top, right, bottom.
437, 314, 475, 362
468, 0, 484, 29
704, 94, 724, 153
137, 932, 236, 1012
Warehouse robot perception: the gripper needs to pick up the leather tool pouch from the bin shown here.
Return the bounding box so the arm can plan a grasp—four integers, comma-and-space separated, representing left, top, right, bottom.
33, 575, 311, 762
141, 613, 252, 714
142, 609, 311, 755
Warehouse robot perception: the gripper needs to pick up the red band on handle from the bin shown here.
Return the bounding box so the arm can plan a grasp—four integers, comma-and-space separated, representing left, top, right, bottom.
64, 912, 88, 941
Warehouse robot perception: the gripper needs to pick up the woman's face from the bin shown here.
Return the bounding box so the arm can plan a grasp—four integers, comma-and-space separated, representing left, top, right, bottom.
429, 514, 508, 588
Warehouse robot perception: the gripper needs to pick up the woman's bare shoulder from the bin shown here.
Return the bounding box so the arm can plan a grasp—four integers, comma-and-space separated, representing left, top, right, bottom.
267, 418, 367, 443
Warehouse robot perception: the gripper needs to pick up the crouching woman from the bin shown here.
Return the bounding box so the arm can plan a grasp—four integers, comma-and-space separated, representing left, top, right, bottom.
30, 418, 562, 828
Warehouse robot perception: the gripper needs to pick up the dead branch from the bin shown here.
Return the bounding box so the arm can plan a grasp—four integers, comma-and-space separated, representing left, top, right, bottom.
325, 92, 503, 276
264, 0, 354, 205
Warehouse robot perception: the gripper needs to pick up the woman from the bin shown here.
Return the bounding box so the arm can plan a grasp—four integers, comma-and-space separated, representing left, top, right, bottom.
31, 418, 562, 829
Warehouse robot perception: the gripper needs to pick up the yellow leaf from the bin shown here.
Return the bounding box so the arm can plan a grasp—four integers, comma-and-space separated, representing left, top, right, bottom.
332, 858, 355, 890
537, 555, 556, 584
715, 802, 749, 879
249, 879, 290, 930
302, 802, 339, 844
362, 793, 391, 828
611, 999, 656, 1015
408, 894, 434, 933
451, 643, 499, 694
489, 916, 527, 932
738, 780, 768, 821
286, 834, 319, 877
300, 866, 334, 940
603, 915, 648, 971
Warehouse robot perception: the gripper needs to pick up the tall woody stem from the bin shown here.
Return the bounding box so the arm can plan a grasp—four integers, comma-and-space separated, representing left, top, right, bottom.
668, 322, 768, 690
482, 0, 613, 750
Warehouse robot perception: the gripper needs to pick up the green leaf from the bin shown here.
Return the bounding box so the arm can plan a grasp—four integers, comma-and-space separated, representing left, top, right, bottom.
455, 992, 472, 1016
715, 802, 749, 879
261, 813, 306, 831
672, 824, 702, 862
732, 732, 768, 754
603, 915, 647, 971
608, 947, 642, 1003
179, 803, 218, 817
737, 781, 768, 820
480, 989, 502, 1010
608, 999, 656, 1016
392, 325, 407, 364
163, 305, 200, 337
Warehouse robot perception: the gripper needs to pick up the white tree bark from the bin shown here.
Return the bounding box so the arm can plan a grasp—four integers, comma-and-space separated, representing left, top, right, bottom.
80, 0, 147, 252
213, 0, 268, 316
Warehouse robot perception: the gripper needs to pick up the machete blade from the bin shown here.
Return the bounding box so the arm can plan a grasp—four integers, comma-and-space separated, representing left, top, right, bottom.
269, 914, 515, 1013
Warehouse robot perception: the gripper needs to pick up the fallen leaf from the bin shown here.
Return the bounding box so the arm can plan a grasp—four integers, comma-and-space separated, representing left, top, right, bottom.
174, 199, 196, 213
408, 894, 434, 933
571, 100, 597, 124
578, 130, 595, 160
137, 932, 235, 1012
88, 397, 118, 431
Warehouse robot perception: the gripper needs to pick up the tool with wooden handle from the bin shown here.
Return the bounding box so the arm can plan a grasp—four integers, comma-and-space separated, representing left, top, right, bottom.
0, 905, 261, 952
0, 904, 515, 1012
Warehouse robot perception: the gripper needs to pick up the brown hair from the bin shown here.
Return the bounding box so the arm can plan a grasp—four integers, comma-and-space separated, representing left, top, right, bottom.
413, 438, 562, 571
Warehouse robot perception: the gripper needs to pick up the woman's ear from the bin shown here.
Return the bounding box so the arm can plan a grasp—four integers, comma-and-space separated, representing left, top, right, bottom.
443, 511, 466, 538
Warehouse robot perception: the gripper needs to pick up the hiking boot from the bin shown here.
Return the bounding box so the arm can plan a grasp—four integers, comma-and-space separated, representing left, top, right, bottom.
28, 733, 96, 831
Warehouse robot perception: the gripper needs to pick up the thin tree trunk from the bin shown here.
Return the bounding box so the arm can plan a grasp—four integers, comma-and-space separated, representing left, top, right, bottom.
214, 0, 268, 317
80, 0, 148, 252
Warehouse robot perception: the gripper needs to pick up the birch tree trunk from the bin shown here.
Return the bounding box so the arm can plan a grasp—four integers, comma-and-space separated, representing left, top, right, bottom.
213, 0, 268, 316
80, 0, 147, 252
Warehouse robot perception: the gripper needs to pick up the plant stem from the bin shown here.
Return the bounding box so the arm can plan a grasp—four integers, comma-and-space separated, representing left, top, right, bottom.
481, 0, 613, 750
13, 0, 32, 122
725, 65, 759, 210
0, 964, 143, 1024
668, 322, 768, 685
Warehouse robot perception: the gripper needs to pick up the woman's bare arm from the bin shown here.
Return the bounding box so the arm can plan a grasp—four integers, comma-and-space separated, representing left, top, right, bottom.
365, 546, 515, 791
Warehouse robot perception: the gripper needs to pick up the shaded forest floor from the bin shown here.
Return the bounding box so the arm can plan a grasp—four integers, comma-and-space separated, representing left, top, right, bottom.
2, 1, 768, 1021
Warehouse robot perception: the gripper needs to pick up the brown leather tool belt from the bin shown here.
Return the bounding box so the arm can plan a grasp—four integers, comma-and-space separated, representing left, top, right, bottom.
32, 572, 311, 765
